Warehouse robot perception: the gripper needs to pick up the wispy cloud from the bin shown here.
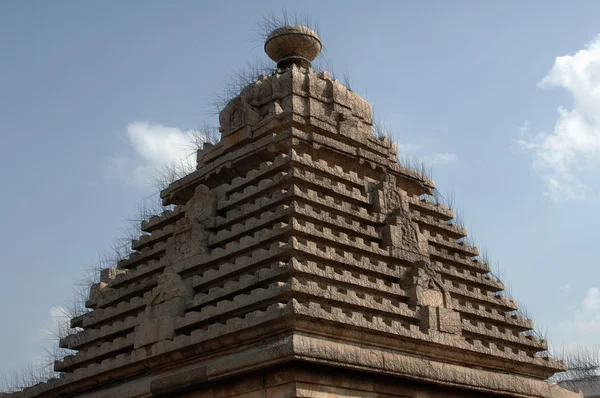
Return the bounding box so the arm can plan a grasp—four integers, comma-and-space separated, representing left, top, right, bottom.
395, 143, 422, 155
583, 287, 600, 312
518, 35, 600, 200
425, 152, 458, 166
1, 307, 73, 392
394, 140, 458, 169
569, 287, 600, 334
559, 283, 572, 293
106, 121, 209, 187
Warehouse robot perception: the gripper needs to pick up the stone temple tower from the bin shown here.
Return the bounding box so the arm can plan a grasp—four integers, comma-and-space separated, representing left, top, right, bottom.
9, 25, 580, 397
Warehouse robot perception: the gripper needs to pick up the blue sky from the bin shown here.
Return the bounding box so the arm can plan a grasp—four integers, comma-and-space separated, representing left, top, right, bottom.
1, 1, 599, 377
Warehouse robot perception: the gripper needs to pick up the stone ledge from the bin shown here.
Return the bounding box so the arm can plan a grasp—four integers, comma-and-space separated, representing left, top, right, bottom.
290, 333, 580, 398
289, 301, 564, 376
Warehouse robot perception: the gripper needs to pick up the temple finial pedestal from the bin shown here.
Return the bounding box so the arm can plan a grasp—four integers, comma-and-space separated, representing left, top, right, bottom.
264, 25, 322, 69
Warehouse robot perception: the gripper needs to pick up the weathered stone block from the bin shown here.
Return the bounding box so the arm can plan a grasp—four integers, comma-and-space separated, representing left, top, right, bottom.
438, 307, 461, 335
133, 317, 175, 349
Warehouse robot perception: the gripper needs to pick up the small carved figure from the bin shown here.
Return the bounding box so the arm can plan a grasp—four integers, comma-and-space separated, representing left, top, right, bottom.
230, 108, 244, 129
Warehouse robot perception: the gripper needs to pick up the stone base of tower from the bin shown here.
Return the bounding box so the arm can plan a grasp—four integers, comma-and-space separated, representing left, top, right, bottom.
140, 333, 577, 398
9, 327, 579, 398
151, 363, 576, 398
168, 364, 502, 398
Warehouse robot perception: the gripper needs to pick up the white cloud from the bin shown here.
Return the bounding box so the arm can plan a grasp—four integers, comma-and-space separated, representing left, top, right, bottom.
556, 288, 600, 353
395, 143, 422, 155
11, 306, 74, 375
47, 307, 70, 335
518, 35, 600, 200
106, 121, 210, 186
570, 287, 600, 334
394, 140, 458, 170
426, 152, 458, 165
583, 287, 600, 312
126, 122, 195, 168
39, 306, 75, 347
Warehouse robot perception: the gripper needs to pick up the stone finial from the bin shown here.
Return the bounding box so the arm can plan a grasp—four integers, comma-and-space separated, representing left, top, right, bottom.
264, 25, 322, 69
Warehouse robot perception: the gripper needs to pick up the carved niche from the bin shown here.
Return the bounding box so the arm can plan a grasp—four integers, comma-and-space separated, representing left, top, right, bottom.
368, 180, 407, 214
135, 185, 217, 350
230, 108, 244, 129
166, 185, 216, 264
133, 269, 193, 349
407, 260, 461, 335
219, 97, 260, 135
372, 180, 429, 258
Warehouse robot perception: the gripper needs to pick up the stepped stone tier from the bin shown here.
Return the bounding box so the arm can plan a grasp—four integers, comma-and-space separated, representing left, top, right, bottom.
8, 25, 580, 398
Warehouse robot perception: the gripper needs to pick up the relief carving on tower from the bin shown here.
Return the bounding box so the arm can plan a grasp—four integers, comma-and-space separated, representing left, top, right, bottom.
383, 212, 426, 254
219, 97, 260, 136
407, 260, 461, 335
408, 260, 449, 307
134, 186, 213, 350
134, 186, 215, 350
186, 185, 217, 227
230, 108, 244, 129
171, 226, 193, 260
368, 179, 408, 214
166, 185, 216, 264
371, 180, 461, 334
133, 269, 193, 349
371, 180, 430, 260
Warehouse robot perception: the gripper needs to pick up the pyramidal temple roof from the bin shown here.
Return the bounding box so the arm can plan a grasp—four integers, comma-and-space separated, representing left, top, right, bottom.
8, 25, 579, 398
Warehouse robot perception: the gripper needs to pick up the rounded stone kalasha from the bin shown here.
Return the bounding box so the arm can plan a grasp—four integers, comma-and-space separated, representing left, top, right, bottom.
264, 25, 322, 69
